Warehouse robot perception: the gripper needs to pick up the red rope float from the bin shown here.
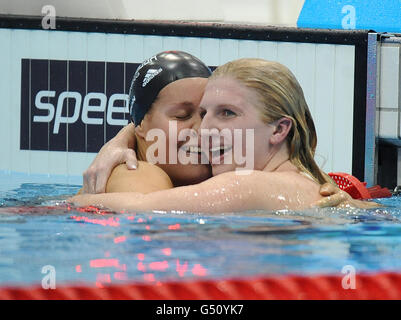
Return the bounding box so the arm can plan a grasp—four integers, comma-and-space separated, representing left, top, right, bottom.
1, 272, 401, 300
329, 172, 392, 199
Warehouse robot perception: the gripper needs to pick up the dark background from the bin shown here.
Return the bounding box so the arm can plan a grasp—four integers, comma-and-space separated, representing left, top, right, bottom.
20, 59, 138, 153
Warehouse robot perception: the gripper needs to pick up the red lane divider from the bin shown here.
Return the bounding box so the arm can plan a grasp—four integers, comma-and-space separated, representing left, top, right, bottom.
329, 172, 392, 200
1, 272, 401, 300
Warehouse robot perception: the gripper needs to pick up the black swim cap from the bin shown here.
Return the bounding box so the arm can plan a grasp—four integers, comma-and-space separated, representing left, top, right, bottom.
128, 51, 212, 126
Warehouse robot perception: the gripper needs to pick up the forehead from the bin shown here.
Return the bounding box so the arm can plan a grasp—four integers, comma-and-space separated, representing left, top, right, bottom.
156, 77, 207, 107
201, 77, 254, 107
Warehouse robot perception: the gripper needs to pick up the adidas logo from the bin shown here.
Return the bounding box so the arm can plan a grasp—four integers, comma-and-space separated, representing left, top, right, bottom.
142, 68, 163, 87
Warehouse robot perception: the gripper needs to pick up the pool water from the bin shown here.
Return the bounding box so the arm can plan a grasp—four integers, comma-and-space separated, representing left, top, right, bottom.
1, 171, 401, 288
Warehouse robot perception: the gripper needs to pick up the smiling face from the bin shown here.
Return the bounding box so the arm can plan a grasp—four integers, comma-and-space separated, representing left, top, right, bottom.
197, 58, 331, 185
135, 77, 212, 186
199, 76, 277, 176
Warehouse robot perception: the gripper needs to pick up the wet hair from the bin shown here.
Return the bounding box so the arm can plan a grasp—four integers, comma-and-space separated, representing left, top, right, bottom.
210, 58, 333, 185
129, 51, 212, 126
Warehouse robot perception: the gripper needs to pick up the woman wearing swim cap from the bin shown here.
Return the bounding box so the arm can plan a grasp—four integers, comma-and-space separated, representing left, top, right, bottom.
83, 51, 213, 194
83, 51, 342, 205
73, 58, 377, 211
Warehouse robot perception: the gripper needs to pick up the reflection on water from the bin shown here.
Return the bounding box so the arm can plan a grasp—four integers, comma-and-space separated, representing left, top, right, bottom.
0, 177, 401, 287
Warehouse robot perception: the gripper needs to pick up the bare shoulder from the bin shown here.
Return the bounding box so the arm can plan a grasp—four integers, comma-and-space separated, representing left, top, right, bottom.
205, 170, 323, 210
258, 171, 323, 210
106, 161, 173, 193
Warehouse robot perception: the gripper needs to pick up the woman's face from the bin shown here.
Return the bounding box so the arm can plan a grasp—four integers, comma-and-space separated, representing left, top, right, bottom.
139, 77, 212, 186
199, 76, 276, 176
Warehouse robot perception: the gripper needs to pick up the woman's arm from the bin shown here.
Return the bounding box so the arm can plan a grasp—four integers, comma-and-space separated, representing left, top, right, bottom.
69, 171, 322, 213
82, 123, 138, 194
312, 183, 381, 209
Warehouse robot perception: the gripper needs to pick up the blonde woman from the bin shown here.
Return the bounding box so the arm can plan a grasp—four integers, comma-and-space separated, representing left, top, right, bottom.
71, 58, 374, 212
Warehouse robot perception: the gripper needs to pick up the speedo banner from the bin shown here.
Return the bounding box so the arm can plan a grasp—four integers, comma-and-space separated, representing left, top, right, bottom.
20, 59, 139, 152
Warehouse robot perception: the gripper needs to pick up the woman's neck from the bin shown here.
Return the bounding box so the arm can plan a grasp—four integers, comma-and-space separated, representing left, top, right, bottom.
262, 143, 297, 173
135, 135, 148, 162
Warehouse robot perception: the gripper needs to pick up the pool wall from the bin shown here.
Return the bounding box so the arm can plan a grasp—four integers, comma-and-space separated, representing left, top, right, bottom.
0, 15, 373, 182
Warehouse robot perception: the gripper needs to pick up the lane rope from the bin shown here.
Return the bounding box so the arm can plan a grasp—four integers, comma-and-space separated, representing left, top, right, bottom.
1, 272, 401, 300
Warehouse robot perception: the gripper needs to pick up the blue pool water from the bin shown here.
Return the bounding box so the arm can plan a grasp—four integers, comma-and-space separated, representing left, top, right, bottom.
1, 171, 401, 288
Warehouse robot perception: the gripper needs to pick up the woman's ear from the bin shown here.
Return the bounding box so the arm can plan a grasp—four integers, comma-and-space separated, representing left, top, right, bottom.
269, 117, 292, 145
135, 121, 147, 139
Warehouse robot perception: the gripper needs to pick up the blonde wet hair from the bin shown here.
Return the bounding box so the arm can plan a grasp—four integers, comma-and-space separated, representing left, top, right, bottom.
211, 58, 333, 185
